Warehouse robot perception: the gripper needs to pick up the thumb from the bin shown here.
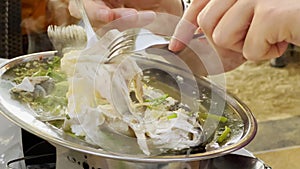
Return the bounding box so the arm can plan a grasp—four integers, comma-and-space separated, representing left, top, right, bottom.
169, 0, 209, 52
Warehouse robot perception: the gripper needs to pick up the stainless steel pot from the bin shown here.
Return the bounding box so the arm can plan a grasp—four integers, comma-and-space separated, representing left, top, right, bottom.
0, 51, 257, 169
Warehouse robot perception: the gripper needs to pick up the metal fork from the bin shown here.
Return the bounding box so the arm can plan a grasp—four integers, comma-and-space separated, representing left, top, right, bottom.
104, 28, 205, 63
73, 0, 98, 48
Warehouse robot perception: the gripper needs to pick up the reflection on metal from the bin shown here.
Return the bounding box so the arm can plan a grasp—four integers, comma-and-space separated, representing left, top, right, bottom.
0, 51, 257, 166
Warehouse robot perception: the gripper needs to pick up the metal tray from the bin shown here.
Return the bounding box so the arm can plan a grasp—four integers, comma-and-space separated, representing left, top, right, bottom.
0, 51, 257, 164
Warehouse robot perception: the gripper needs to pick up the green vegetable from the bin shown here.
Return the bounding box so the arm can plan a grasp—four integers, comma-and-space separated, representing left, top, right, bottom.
198, 113, 228, 123
10, 56, 65, 84
45, 67, 66, 82
217, 126, 231, 143
10, 56, 68, 116
145, 94, 169, 106
167, 113, 178, 119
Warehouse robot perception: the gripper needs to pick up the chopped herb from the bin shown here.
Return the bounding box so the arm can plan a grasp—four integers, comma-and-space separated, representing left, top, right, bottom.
167, 113, 178, 119
198, 113, 228, 123
9, 55, 68, 116
145, 94, 169, 106
217, 126, 231, 143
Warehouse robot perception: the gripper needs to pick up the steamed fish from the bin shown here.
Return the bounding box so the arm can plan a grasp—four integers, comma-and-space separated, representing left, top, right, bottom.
10, 76, 55, 102
60, 29, 205, 155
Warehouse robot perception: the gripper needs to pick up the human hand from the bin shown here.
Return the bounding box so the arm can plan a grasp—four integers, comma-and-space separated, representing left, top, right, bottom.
169, 0, 246, 75
170, 0, 300, 74
68, 0, 184, 29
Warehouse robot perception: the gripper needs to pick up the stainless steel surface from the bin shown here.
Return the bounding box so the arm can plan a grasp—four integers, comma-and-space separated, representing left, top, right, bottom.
4, 147, 271, 169
104, 28, 170, 63
104, 28, 205, 63
0, 51, 257, 164
54, 144, 271, 169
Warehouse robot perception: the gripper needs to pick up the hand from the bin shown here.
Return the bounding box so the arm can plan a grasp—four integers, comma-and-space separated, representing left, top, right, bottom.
170, 0, 300, 74
68, 0, 184, 29
169, 0, 246, 75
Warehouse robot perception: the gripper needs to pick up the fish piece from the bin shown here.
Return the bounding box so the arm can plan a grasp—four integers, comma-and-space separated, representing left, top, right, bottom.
10, 76, 55, 102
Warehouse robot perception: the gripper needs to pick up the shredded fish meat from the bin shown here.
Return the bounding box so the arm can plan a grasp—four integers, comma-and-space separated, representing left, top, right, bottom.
60, 29, 204, 155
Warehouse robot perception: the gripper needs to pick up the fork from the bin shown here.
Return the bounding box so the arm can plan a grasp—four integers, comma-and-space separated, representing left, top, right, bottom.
47, 25, 87, 55
73, 0, 98, 48
104, 28, 205, 63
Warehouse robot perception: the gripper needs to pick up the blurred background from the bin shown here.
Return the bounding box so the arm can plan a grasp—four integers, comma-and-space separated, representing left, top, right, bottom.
224, 46, 300, 169
0, 0, 78, 59
0, 0, 78, 168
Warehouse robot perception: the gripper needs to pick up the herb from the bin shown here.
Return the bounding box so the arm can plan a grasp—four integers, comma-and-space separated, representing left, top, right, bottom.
11, 56, 66, 84
217, 126, 231, 143
145, 94, 169, 106
198, 113, 228, 123
167, 113, 178, 120
10, 55, 68, 116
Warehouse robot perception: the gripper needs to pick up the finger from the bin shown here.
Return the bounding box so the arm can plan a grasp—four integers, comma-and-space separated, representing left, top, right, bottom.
97, 11, 156, 35
243, 2, 300, 60
112, 10, 155, 30
69, 0, 115, 29
68, 0, 82, 19
197, 0, 237, 42
85, 1, 114, 23
169, 0, 209, 52
135, 11, 157, 28
112, 8, 138, 20
212, 0, 254, 53
197, 0, 248, 73
88, 4, 137, 29
243, 9, 289, 60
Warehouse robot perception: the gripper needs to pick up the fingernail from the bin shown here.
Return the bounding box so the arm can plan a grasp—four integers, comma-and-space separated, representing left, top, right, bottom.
97, 9, 113, 22
138, 11, 156, 21
168, 38, 179, 52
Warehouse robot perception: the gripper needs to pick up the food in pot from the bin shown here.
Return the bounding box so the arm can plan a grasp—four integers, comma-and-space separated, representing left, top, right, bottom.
4, 30, 239, 156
